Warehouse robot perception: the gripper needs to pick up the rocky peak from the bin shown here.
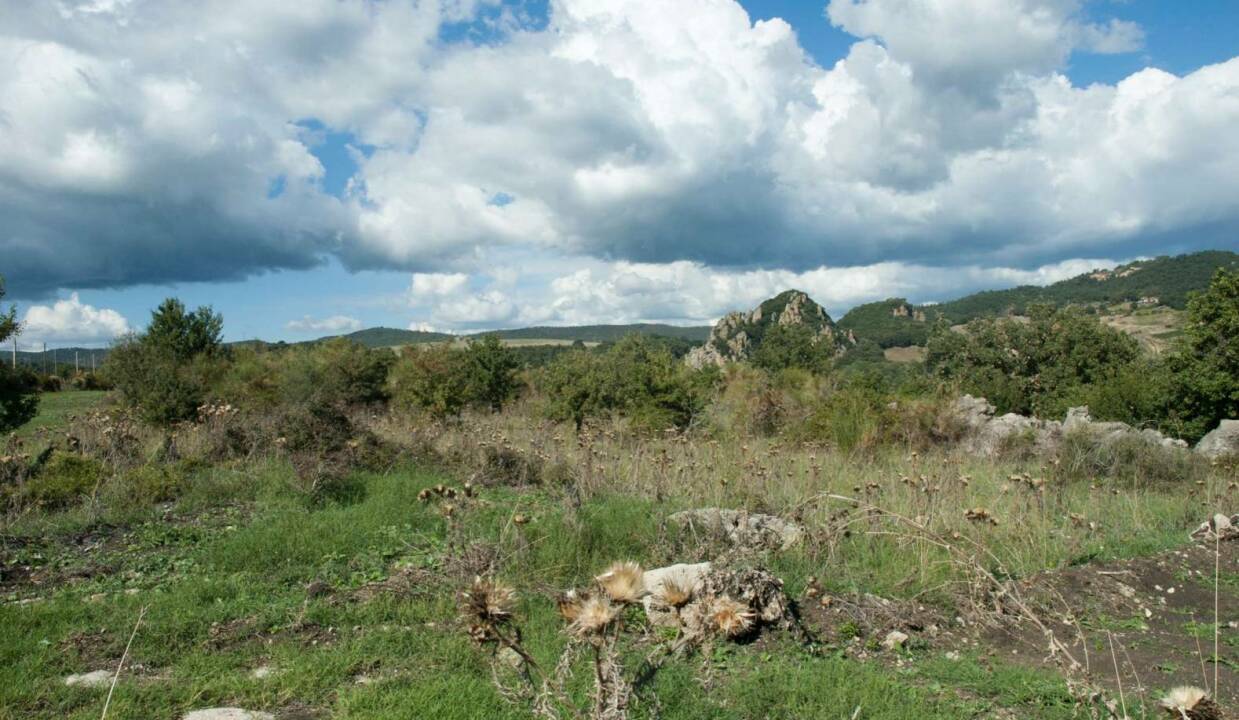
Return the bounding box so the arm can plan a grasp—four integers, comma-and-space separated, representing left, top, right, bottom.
685, 290, 851, 368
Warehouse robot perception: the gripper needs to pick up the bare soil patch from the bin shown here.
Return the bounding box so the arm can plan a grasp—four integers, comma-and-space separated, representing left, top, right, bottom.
987, 540, 1239, 706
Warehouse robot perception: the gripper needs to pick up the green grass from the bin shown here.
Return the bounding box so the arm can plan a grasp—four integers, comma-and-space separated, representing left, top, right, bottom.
0, 463, 1089, 719
12, 390, 107, 441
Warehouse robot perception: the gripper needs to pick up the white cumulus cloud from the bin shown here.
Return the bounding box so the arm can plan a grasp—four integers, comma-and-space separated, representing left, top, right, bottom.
1, 0, 1234, 307
285, 315, 363, 333
19, 293, 130, 345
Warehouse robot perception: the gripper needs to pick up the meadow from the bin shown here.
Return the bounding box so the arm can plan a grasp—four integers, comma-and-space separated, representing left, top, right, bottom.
2, 385, 1235, 719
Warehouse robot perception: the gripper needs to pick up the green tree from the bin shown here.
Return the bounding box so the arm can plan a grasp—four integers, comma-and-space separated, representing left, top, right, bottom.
463, 334, 521, 411
926, 305, 1141, 417
1165, 268, 1239, 440
0, 276, 39, 431
103, 298, 226, 424
145, 298, 223, 361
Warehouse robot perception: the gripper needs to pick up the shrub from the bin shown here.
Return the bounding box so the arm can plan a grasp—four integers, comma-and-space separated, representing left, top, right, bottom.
145, 297, 224, 362
1053, 429, 1203, 486
105, 338, 218, 425
276, 339, 395, 411
70, 372, 112, 391
925, 305, 1141, 417
390, 344, 472, 419
0, 277, 38, 431
1164, 268, 1239, 441
751, 323, 836, 374
104, 297, 228, 426
110, 463, 189, 505
462, 334, 521, 411
536, 335, 717, 432
0, 365, 39, 432
19, 452, 107, 508
704, 365, 787, 438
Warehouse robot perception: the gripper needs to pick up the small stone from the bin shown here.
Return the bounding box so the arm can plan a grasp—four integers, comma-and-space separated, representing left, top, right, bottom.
65, 670, 112, 688
305, 580, 331, 599
882, 630, 909, 651
182, 710, 275, 720
497, 647, 524, 671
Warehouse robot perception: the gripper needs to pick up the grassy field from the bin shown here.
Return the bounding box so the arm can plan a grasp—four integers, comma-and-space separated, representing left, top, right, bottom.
2, 462, 1093, 720
11, 391, 107, 442
1, 394, 1234, 719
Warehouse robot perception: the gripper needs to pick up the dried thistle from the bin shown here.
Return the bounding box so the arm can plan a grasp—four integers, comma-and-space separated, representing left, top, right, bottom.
461, 576, 516, 627
556, 589, 586, 624
1159, 686, 1223, 720
655, 580, 692, 609
709, 596, 755, 638
569, 595, 618, 638
595, 561, 645, 604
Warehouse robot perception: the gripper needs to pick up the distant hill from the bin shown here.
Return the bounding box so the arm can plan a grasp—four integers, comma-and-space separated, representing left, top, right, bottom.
326, 327, 455, 348
686, 289, 851, 368
484, 324, 710, 343
838, 250, 1237, 348
836, 298, 932, 348
11, 347, 108, 371
314, 323, 710, 348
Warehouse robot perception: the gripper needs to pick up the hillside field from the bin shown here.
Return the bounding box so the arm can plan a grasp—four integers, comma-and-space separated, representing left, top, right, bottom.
2, 389, 1236, 719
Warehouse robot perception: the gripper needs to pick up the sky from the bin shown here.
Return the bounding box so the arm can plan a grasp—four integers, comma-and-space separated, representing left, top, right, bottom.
2, 0, 1238, 348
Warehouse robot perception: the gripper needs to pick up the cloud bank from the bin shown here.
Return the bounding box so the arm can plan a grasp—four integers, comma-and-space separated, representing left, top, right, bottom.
2, 0, 1236, 323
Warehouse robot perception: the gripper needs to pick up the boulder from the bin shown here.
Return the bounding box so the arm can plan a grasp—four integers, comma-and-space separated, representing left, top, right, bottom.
882, 630, 909, 651
641, 562, 712, 627
1196, 419, 1239, 459
64, 670, 112, 689
669, 509, 803, 551
182, 710, 275, 720
954, 399, 1190, 457
1190, 513, 1239, 543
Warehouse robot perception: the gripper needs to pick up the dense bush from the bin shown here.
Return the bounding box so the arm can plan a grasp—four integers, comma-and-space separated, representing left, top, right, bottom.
105, 338, 221, 425
104, 298, 227, 425
390, 344, 474, 419
0, 277, 38, 431
537, 335, 717, 431
751, 323, 836, 374
1163, 268, 1239, 441
389, 336, 521, 418
279, 339, 395, 410
18, 453, 107, 509
925, 305, 1141, 417
462, 335, 521, 411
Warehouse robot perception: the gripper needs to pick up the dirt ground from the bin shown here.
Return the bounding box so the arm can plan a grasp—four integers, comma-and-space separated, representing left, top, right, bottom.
988, 538, 1239, 706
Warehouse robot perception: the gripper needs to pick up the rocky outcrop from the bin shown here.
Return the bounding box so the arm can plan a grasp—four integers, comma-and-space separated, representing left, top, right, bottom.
1195, 419, 1239, 459
952, 396, 1188, 457
668, 508, 804, 551
686, 290, 851, 368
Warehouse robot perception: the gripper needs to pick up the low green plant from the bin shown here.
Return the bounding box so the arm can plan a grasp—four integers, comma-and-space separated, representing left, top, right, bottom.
17, 452, 107, 508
